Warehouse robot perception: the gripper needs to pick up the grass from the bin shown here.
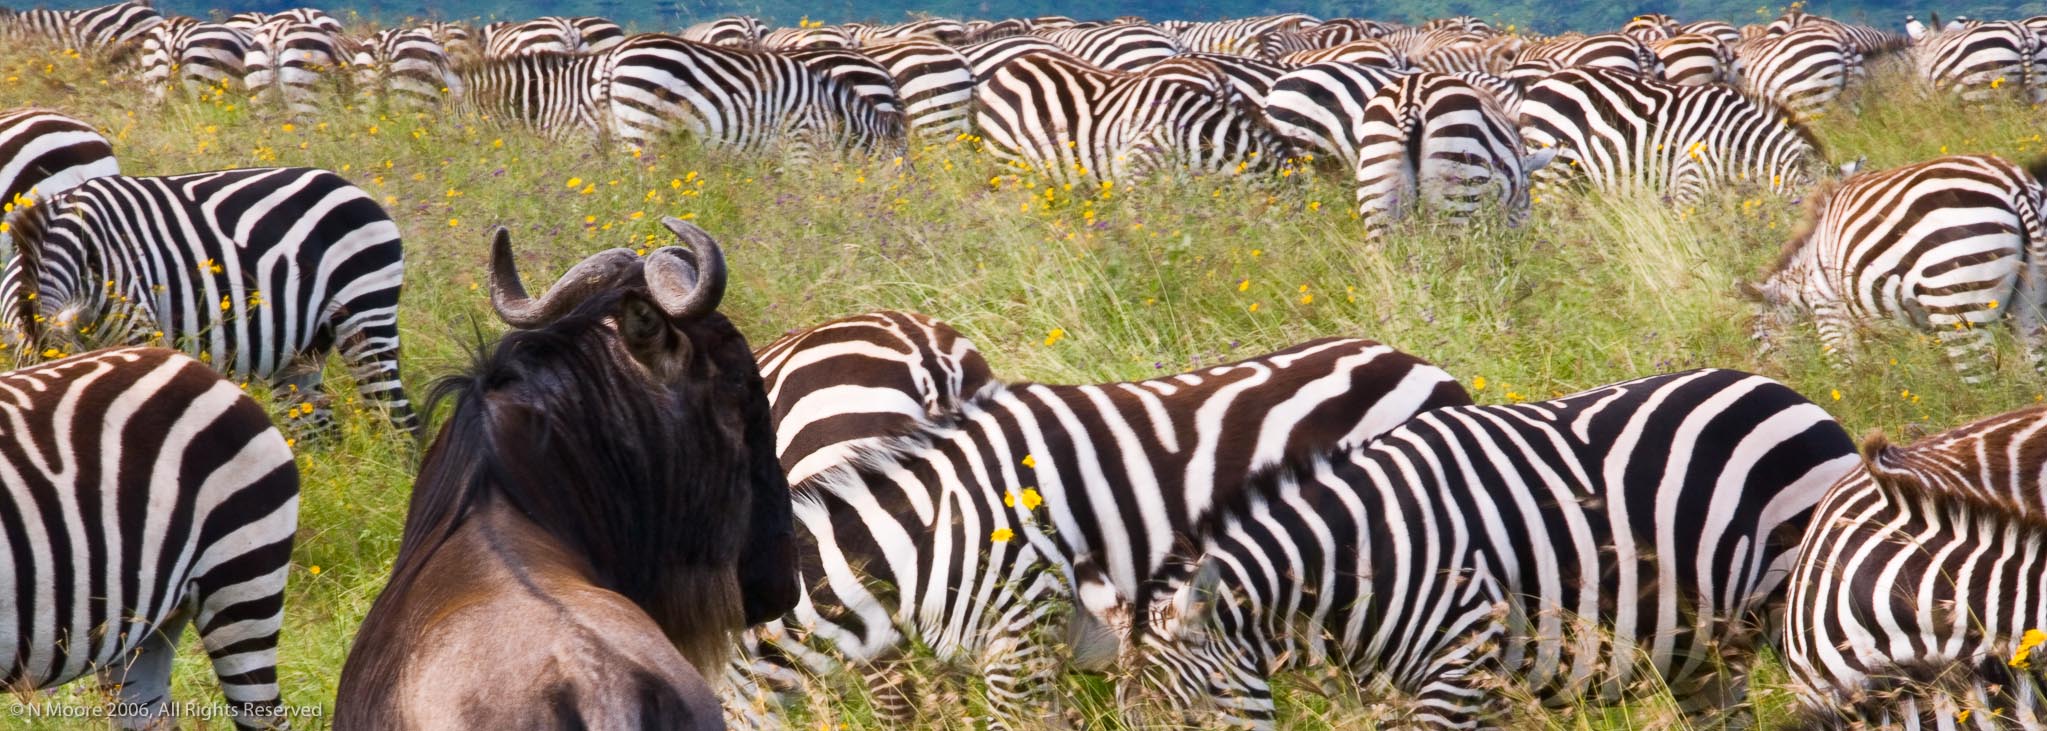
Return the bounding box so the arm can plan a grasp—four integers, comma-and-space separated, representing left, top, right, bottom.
2, 40, 2046, 730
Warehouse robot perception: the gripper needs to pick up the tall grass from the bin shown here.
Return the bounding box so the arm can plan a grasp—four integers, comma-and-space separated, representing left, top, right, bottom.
0, 43, 2042, 729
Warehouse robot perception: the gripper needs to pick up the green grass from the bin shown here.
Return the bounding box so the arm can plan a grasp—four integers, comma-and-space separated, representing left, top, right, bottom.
2, 42, 2046, 730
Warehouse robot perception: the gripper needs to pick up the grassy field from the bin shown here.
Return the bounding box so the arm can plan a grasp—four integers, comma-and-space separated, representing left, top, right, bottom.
1, 41, 2045, 730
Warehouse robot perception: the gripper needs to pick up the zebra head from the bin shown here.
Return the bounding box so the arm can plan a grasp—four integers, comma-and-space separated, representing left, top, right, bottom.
1086, 556, 1278, 729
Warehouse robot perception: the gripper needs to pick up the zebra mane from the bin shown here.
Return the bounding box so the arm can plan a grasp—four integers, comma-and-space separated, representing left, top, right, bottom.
1862, 427, 2047, 529
2025, 155, 2047, 187
1763, 174, 1841, 277
0, 192, 58, 339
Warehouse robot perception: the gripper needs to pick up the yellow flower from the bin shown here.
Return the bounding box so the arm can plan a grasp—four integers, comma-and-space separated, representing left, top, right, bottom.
40, 348, 60, 359
492, 138, 504, 148
1474, 376, 1488, 391
220, 296, 231, 311
2011, 629, 2047, 669
1043, 328, 1065, 346
1238, 279, 1251, 292
990, 528, 1015, 542
1248, 303, 1260, 312
448, 218, 460, 228
566, 177, 582, 189
308, 565, 321, 576
1020, 488, 1043, 509
1021, 454, 1036, 469
281, 123, 295, 132
1004, 490, 1017, 507
1830, 389, 1841, 401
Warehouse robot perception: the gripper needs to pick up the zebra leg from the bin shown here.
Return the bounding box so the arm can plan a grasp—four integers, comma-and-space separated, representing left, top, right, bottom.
190, 513, 295, 730
334, 306, 417, 435
858, 653, 921, 725
1929, 309, 1999, 382
99, 607, 191, 730
977, 616, 1066, 730
274, 355, 335, 439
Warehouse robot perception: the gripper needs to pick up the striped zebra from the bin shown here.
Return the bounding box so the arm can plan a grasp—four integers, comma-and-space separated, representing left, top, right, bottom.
1518, 66, 1830, 205
1652, 32, 1738, 86
347, 29, 459, 110
456, 52, 610, 141
754, 310, 994, 485
1101, 368, 1857, 729
0, 108, 118, 209
1354, 72, 1555, 238
964, 18, 1032, 44
1681, 19, 1745, 46
1278, 38, 1410, 69
1514, 32, 1664, 77
973, 52, 1291, 186
138, 18, 252, 101
1753, 154, 2047, 380
1914, 21, 2047, 104
1153, 52, 1294, 107
1785, 407, 2047, 729
1035, 24, 1180, 71
959, 36, 1069, 77
1622, 13, 1681, 42
0, 167, 416, 435
753, 338, 1470, 728
243, 21, 342, 116
1736, 27, 1860, 120
571, 16, 624, 51
784, 48, 910, 142
1259, 61, 1410, 172
262, 8, 340, 34
418, 20, 481, 68
1772, 12, 1909, 58
0, 347, 299, 731
1168, 13, 1315, 55
607, 35, 903, 159
1260, 18, 1402, 60
679, 15, 764, 48
483, 17, 582, 58
1451, 70, 1523, 115
847, 18, 969, 46
1, 1, 159, 52
860, 40, 977, 140
760, 26, 853, 51
1421, 16, 1494, 34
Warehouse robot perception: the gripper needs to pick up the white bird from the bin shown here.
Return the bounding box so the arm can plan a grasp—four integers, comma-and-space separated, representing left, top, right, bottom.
1945, 16, 1968, 31
1904, 14, 1926, 40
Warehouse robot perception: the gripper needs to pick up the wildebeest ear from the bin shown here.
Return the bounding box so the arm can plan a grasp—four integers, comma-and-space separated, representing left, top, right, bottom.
617, 295, 667, 354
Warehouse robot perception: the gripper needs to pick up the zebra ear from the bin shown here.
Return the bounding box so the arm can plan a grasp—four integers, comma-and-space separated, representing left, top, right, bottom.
1172, 558, 1225, 627
1522, 146, 1559, 174
1838, 156, 1866, 176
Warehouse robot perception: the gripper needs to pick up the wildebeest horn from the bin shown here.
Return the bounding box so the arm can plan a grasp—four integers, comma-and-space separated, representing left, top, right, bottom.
644, 217, 726, 320
489, 227, 640, 328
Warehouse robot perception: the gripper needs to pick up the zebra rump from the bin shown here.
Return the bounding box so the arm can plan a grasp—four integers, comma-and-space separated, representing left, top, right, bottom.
1352, 72, 1555, 238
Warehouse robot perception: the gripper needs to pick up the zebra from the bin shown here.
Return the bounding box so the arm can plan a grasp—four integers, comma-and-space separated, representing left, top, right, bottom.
847, 18, 969, 46
0, 347, 299, 731
959, 36, 1070, 78
1100, 368, 1857, 730
1622, 13, 1682, 42
1653, 32, 1739, 86
348, 29, 459, 110
1259, 19, 1400, 60
783, 48, 910, 144
483, 17, 582, 58
0, 167, 416, 435
1514, 32, 1664, 77
1736, 27, 1860, 120
679, 15, 765, 48
455, 51, 611, 141
0, 108, 118, 209
1167, 13, 1316, 55
1914, 21, 2046, 104
1420, 16, 1494, 34
571, 15, 625, 51
752, 338, 1471, 728
261, 7, 341, 34
1518, 66, 1831, 205
1784, 406, 2047, 729
1152, 52, 1295, 107
1, 1, 159, 53
418, 20, 481, 68
754, 310, 994, 486
606, 35, 902, 160
972, 52, 1292, 186
243, 20, 343, 117
964, 18, 1033, 44
760, 26, 853, 51
1353, 72, 1555, 238
1278, 38, 1410, 69
1451, 70, 1523, 115
1035, 24, 1181, 71
1259, 61, 1411, 172
138, 18, 253, 101
859, 40, 977, 140
1681, 19, 1745, 46
1752, 154, 2047, 381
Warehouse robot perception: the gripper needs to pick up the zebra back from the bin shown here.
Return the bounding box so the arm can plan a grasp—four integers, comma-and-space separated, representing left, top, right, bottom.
1736, 26, 1860, 120
1036, 24, 1181, 71
959, 36, 1068, 78
858, 40, 976, 139
0, 108, 118, 207
679, 16, 764, 49
1652, 32, 1737, 87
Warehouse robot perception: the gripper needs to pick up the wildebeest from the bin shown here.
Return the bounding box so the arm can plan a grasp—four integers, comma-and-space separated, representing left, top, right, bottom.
334, 218, 796, 730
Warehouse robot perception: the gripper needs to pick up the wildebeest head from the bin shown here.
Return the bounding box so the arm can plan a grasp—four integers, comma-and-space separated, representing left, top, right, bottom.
403, 217, 795, 670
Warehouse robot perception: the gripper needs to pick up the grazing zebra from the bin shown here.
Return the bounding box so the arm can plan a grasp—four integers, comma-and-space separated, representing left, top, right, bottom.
1353, 72, 1555, 238
1915, 21, 2046, 104
785, 48, 908, 130
1753, 154, 2047, 380
679, 15, 765, 48
860, 40, 977, 139
973, 52, 1291, 186
0, 347, 298, 731
350, 29, 459, 110
959, 36, 1069, 77
752, 338, 1471, 728
456, 52, 610, 141
418, 20, 481, 68
1653, 32, 1739, 86
243, 21, 342, 116
1259, 61, 1410, 171
0, 167, 415, 435
1421, 15, 1494, 34
138, 18, 252, 101
1622, 13, 1682, 42
262, 7, 341, 34
607, 35, 902, 159
1, 1, 159, 52
0, 108, 118, 208
1152, 52, 1294, 107
1514, 32, 1664, 77
1736, 27, 1860, 119
1277, 38, 1409, 68
483, 16, 581, 58
1168, 13, 1315, 55
1519, 67, 1830, 205
571, 15, 625, 51
1036, 24, 1181, 71
754, 310, 994, 485
1785, 407, 2047, 729
1101, 369, 1858, 730
760, 25, 853, 51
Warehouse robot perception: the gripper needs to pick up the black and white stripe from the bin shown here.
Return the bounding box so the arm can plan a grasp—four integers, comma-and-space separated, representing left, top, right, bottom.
456, 51, 610, 141
138, 18, 253, 101
1106, 369, 1857, 730
1035, 24, 1181, 71
243, 20, 343, 116
1353, 72, 1554, 238
859, 40, 977, 140
483, 16, 582, 58
959, 36, 1069, 78
0, 167, 415, 435
847, 18, 969, 46
1754, 154, 2047, 379
760, 26, 853, 51
1914, 21, 2047, 104
1277, 38, 1409, 69
679, 16, 765, 49
1736, 26, 1860, 120
1514, 32, 1664, 77
1168, 13, 1315, 56
1259, 60, 1410, 171
1652, 32, 1738, 86
1785, 406, 2047, 729
1518, 66, 1828, 204
570, 16, 625, 52
0, 108, 118, 209
606, 35, 902, 159
0, 346, 299, 731
1, 1, 159, 53
350, 29, 459, 110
